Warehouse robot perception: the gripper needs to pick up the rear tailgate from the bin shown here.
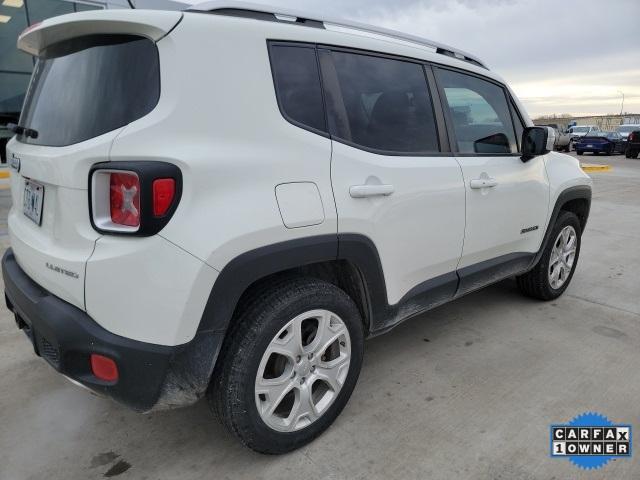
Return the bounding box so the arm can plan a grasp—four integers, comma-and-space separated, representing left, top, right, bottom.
7, 10, 182, 310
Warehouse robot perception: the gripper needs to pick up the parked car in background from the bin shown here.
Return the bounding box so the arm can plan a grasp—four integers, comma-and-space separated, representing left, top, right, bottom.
568, 125, 601, 150
576, 131, 626, 155
616, 124, 640, 141
541, 124, 571, 152
625, 130, 640, 158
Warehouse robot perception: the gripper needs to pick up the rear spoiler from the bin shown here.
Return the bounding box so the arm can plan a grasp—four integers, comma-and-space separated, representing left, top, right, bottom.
18, 10, 183, 56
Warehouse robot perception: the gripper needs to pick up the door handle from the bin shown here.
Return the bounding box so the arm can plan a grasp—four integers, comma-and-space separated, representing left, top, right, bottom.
349, 184, 395, 198
470, 178, 498, 189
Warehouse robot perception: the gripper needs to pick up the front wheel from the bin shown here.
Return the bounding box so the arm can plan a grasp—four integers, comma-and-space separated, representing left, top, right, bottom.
516, 211, 582, 301
577, 150, 584, 155
209, 277, 364, 454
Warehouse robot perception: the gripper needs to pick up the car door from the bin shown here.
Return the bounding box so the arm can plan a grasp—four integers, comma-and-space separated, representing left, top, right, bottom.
320, 49, 466, 306
434, 67, 550, 295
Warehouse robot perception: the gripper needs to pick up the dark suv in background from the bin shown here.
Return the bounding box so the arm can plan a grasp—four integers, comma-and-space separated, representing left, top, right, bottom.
626, 130, 640, 159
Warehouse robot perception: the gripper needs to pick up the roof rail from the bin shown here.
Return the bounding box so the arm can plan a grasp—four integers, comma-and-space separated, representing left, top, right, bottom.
188, 1, 488, 70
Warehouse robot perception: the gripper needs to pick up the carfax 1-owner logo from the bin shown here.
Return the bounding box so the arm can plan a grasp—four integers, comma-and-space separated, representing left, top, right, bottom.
551, 412, 632, 470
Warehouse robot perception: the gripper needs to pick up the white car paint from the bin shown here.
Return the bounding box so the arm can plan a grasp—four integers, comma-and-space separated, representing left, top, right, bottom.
6, 8, 591, 349
331, 142, 466, 305
455, 154, 550, 268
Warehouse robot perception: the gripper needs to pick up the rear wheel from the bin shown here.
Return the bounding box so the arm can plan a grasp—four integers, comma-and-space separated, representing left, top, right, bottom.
209, 277, 364, 454
516, 211, 581, 301
626, 149, 639, 159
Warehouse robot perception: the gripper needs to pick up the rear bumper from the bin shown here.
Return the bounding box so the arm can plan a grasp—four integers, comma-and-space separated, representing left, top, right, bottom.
2, 248, 223, 411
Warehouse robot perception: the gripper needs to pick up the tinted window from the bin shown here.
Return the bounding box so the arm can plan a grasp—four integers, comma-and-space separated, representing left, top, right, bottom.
322, 51, 439, 154
510, 100, 525, 151
19, 35, 159, 147
437, 69, 517, 154
270, 45, 326, 133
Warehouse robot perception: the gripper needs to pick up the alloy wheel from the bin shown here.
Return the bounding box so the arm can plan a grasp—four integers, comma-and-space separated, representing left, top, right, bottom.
548, 225, 577, 289
255, 309, 351, 432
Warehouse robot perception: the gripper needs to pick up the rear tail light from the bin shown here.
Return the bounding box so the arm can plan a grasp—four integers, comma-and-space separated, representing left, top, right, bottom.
152, 178, 176, 217
91, 169, 141, 233
90, 162, 182, 236
90, 354, 119, 382
110, 172, 141, 227
630, 132, 637, 142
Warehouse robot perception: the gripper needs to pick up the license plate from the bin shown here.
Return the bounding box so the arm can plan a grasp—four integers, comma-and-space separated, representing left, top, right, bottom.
23, 180, 44, 226
587, 144, 593, 148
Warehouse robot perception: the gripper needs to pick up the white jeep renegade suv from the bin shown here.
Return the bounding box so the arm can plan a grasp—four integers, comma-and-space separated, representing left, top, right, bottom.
3, 2, 592, 453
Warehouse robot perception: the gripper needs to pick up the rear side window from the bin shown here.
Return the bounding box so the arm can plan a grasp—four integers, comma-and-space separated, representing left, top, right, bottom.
269, 44, 327, 134
437, 69, 517, 154
321, 50, 440, 154
19, 35, 159, 147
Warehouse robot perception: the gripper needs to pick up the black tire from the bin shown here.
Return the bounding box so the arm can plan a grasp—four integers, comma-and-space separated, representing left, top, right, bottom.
208, 277, 364, 454
577, 150, 583, 156
564, 144, 571, 152
626, 149, 639, 159
516, 211, 582, 301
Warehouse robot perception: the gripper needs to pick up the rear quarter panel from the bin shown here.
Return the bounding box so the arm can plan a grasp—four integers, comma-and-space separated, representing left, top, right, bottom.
108, 13, 338, 271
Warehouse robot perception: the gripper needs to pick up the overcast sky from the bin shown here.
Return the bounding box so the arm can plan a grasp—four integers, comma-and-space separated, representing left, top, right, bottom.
189, 0, 639, 118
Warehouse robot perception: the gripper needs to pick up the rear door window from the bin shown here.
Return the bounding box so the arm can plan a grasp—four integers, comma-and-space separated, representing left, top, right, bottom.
320, 50, 440, 154
19, 35, 160, 147
436, 69, 518, 154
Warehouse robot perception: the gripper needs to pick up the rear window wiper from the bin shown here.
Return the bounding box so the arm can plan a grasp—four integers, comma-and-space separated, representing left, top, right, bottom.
7, 123, 39, 139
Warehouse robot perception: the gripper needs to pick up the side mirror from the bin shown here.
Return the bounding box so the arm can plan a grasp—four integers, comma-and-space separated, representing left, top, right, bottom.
521, 126, 554, 162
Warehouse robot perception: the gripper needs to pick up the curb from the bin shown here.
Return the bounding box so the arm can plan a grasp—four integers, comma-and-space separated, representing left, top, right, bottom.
581, 164, 611, 173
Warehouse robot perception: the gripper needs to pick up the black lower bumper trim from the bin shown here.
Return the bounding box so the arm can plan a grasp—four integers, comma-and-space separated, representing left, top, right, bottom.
2, 248, 222, 412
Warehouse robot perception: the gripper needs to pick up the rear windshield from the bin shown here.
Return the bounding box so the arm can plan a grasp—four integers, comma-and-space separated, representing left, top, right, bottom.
617, 126, 637, 133
18, 35, 159, 147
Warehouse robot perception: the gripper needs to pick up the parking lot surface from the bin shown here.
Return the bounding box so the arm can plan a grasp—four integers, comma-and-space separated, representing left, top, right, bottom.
1, 152, 639, 480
